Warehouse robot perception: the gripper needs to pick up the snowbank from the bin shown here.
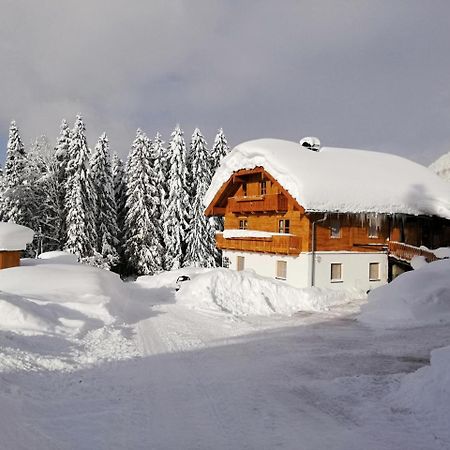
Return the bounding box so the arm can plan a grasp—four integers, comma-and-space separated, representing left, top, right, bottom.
390, 345, 450, 443
135, 267, 213, 290
37, 250, 78, 264
176, 268, 360, 316
0, 262, 128, 335
0, 222, 34, 250
205, 139, 450, 219
429, 150, 450, 182
359, 259, 450, 328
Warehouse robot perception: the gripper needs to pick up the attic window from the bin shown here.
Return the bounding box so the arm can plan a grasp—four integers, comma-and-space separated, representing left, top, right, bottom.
260, 181, 267, 195
330, 220, 341, 238
239, 219, 248, 230
278, 219, 290, 234
242, 183, 247, 197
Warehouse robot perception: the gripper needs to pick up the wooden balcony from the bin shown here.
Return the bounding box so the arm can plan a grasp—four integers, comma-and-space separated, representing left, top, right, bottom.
216, 233, 301, 255
228, 193, 288, 213
388, 241, 438, 263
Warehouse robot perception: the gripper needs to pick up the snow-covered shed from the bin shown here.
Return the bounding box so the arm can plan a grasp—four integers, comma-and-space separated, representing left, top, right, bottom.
204, 139, 450, 290
0, 223, 34, 269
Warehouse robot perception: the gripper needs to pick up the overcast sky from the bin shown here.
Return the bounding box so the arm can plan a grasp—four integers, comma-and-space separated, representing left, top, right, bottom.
1, 0, 449, 165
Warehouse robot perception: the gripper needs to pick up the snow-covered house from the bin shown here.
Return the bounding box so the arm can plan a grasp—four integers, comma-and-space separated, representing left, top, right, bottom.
204, 139, 450, 291
0, 223, 34, 269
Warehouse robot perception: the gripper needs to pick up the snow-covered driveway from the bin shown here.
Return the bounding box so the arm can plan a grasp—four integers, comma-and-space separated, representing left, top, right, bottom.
1, 283, 449, 450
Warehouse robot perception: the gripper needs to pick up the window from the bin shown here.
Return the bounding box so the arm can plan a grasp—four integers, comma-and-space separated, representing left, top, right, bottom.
369, 262, 380, 281
368, 217, 378, 238
242, 183, 247, 197
237, 256, 245, 271
239, 219, 248, 230
260, 181, 267, 195
330, 263, 343, 282
330, 220, 341, 238
276, 260, 287, 280
278, 219, 290, 234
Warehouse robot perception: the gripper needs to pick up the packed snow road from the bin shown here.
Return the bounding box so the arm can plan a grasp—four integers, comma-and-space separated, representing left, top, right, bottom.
0, 266, 449, 450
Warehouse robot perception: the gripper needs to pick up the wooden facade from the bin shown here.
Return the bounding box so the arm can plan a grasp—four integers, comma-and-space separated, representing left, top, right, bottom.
0, 251, 21, 270
206, 167, 450, 265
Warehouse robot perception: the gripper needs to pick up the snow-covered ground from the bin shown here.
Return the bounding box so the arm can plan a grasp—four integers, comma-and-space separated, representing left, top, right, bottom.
0, 260, 449, 449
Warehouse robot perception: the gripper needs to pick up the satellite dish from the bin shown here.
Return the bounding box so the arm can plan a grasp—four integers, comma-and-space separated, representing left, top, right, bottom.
300, 136, 321, 151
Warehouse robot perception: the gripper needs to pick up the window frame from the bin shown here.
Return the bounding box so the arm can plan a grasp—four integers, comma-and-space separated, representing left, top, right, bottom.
276, 260, 287, 280
330, 263, 343, 283
369, 262, 381, 281
239, 219, 248, 230
368, 218, 379, 238
260, 180, 267, 195
278, 219, 290, 234
330, 220, 341, 239
242, 183, 247, 197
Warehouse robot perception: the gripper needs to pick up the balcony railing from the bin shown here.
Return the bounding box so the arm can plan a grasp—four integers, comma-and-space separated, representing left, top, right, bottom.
216, 233, 301, 255
228, 193, 288, 213
388, 241, 438, 263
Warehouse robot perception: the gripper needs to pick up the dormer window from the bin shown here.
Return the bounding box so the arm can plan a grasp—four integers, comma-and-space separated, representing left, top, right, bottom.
259, 181, 267, 195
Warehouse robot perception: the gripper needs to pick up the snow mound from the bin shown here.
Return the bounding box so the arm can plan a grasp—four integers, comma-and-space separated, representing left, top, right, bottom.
0, 262, 128, 335
176, 268, 360, 316
37, 250, 78, 264
359, 259, 450, 328
390, 345, 450, 443
205, 139, 450, 219
135, 267, 213, 290
0, 222, 34, 250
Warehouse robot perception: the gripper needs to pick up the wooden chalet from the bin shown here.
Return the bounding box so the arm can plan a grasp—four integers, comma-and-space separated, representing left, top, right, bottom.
205, 138, 450, 290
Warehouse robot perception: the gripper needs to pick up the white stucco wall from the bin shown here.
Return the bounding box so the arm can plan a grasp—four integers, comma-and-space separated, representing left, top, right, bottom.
222, 250, 388, 291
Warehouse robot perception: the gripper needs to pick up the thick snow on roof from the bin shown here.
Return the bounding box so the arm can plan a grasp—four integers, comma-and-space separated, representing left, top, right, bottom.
205, 139, 450, 218
429, 151, 450, 182
0, 222, 34, 251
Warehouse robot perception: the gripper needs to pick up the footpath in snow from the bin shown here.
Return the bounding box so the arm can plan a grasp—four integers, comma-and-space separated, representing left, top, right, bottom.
0, 258, 449, 449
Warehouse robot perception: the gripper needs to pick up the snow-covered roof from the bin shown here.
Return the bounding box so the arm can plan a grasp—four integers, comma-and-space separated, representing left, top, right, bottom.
0, 222, 34, 251
429, 151, 450, 182
205, 139, 450, 219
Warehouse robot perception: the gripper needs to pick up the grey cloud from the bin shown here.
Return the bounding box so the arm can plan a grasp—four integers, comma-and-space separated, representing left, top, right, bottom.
0, 0, 449, 165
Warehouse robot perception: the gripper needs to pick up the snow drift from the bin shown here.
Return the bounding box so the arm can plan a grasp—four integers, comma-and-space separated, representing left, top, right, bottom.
176, 268, 360, 316
390, 345, 450, 444
359, 259, 450, 328
0, 261, 127, 335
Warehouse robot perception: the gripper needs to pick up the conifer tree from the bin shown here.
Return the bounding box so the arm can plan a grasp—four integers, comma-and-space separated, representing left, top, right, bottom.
209, 128, 230, 265
185, 128, 216, 267
163, 125, 191, 270
54, 119, 71, 245
1, 121, 27, 224
90, 133, 119, 269
123, 130, 163, 275
112, 153, 127, 268
64, 115, 97, 258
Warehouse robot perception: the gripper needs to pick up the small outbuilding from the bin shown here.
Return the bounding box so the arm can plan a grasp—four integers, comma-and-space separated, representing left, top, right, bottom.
0, 222, 34, 270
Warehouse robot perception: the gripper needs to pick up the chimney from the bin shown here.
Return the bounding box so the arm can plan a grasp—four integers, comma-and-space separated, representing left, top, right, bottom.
300, 137, 321, 152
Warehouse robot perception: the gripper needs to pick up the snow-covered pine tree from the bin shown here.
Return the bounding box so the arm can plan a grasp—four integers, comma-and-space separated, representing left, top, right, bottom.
90, 133, 119, 270
151, 132, 168, 262
112, 153, 127, 269
209, 128, 230, 265
185, 128, 216, 267
123, 130, 163, 275
54, 119, 71, 245
163, 125, 191, 270
1, 121, 27, 224
26, 135, 62, 254
210, 128, 229, 172
64, 115, 97, 259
